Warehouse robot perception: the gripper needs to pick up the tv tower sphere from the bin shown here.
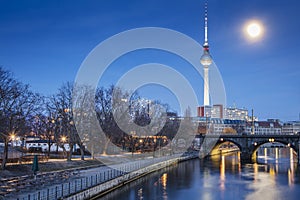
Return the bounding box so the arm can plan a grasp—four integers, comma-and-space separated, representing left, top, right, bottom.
200, 50, 213, 67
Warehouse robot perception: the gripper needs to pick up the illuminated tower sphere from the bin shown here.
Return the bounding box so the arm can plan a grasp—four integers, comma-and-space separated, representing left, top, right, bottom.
200, 2, 212, 106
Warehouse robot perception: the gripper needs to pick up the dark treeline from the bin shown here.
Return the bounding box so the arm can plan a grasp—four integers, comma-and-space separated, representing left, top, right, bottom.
0, 67, 182, 170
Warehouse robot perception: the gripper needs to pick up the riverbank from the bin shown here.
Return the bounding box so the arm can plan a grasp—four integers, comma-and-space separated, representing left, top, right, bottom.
66, 153, 198, 200
1, 152, 198, 199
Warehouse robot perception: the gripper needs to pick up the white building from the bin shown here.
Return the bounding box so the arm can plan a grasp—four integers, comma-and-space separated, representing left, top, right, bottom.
282, 121, 300, 135
25, 140, 77, 152
245, 121, 282, 135
194, 117, 245, 134
224, 107, 248, 121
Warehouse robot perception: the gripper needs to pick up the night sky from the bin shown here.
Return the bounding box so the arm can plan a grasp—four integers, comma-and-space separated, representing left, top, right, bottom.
0, 0, 299, 121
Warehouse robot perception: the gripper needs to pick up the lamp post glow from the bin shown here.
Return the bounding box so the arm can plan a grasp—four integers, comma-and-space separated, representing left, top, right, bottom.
9, 133, 16, 147
61, 136, 67, 159
61, 136, 67, 143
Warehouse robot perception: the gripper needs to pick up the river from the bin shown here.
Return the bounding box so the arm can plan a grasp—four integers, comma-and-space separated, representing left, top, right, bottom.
99, 147, 300, 200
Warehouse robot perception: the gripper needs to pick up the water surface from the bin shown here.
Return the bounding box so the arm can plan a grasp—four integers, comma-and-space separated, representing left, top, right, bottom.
100, 148, 300, 200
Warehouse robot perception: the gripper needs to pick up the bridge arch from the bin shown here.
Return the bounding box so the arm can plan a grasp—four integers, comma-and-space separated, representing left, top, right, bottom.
209, 138, 242, 156
252, 140, 298, 154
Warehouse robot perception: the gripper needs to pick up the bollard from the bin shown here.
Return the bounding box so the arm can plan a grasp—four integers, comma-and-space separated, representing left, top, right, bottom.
47, 188, 49, 200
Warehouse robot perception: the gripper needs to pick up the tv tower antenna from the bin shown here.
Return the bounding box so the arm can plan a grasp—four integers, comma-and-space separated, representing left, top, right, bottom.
204, 1, 209, 48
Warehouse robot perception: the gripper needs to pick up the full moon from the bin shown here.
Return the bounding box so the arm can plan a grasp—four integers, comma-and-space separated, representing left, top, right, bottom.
247, 23, 261, 38
244, 20, 264, 41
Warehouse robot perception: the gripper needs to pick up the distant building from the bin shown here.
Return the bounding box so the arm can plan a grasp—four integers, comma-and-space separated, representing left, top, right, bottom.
194, 117, 245, 134
197, 104, 257, 122
197, 105, 224, 119
282, 121, 300, 135
25, 140, 77, 152
245, 121, 282, 135
197, 106, 211, 117
211, 104, 224, 119
224, 107, 248, 121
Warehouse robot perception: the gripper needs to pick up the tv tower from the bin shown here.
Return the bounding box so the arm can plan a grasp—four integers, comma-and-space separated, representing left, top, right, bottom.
200, 2, 213, 106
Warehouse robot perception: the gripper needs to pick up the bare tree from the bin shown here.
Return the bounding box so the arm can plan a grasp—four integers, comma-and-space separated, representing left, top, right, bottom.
0, 67, 42, 169
72, 84, 98, 160
50, 82, 82, 161
31, 102, 57, 157
94, 86, 125, 155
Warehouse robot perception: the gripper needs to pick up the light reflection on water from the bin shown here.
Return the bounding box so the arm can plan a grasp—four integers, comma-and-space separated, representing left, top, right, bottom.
99, 148, 300, 200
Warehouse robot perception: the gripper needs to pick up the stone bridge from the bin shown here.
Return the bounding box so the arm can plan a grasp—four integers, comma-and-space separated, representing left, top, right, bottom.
196, 134, 300, 164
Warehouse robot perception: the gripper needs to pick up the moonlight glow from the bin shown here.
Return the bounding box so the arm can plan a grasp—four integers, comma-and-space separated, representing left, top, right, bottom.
247, 23, 261, 37
244, 20, 264, 41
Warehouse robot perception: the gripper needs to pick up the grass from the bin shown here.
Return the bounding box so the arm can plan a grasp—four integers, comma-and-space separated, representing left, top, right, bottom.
0, 158, 102, 179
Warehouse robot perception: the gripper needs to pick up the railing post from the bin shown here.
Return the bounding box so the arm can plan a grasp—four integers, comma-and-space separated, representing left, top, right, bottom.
55, 186, 58, 199
68, 182, 71, 194
61, 183, 64, 197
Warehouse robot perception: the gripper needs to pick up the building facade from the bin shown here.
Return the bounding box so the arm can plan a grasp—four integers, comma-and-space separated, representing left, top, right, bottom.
245, 121, 282, 135
282, 121, 300, 135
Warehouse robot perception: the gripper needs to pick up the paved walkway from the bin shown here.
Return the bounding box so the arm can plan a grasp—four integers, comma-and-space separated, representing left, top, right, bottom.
1, 153, 190, 200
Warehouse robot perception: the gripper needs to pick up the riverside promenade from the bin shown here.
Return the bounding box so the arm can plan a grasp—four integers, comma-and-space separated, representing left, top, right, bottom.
1, 152, 197, 200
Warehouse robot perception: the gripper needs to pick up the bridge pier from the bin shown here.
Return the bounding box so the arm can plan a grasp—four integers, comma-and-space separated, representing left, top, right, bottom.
240, 151, 253, 164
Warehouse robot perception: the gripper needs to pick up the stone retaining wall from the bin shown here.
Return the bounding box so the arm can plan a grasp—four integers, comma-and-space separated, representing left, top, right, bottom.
65, 156, 191, 200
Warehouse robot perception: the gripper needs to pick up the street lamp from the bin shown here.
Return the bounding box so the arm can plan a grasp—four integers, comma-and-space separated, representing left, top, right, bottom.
139, 139, 143, 153
9, 133, 16, 147
61, 136, 67, 143
60, 136, 67, 159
